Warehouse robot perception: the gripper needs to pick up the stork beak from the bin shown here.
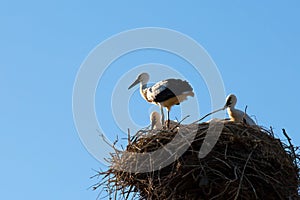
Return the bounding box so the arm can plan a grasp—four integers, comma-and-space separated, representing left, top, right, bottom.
128, 78, 140, 89
224, 102, 231, 109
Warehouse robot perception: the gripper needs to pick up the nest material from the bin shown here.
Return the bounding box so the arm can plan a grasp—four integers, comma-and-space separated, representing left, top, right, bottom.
96, 122, 299, 200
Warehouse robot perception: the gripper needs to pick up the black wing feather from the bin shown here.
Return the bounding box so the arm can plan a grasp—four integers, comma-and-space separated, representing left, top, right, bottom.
153, 79, 193, 103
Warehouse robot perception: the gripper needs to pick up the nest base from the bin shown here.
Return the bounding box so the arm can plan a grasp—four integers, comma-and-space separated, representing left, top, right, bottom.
97, 121, 299, 200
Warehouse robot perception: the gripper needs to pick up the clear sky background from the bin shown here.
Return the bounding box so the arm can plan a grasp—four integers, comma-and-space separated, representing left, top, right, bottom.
1, 1, 300, 200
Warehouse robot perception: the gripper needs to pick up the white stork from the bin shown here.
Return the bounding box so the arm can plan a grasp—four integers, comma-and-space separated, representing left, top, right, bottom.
224, 94, 256, 125
150, 111, 163, 130
128, 72, 194, 127
150, 111, 180, 130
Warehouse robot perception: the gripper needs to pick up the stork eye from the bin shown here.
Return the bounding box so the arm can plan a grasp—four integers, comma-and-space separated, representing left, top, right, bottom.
226, 97, 232, 106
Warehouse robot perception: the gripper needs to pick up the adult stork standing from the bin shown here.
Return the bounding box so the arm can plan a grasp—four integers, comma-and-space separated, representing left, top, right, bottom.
224, 94, 256, 125
128, 72, 194, 127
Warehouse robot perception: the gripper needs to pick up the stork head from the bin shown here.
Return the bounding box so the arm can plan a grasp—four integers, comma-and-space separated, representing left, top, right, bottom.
224, 94, 237, 108
128, 72, 149, 89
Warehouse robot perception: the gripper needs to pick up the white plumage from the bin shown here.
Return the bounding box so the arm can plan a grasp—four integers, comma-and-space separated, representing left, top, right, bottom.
128, 72, 194, 127
150, 111, 180, 130
150, 111, 163, 130
224, 94, 256, 125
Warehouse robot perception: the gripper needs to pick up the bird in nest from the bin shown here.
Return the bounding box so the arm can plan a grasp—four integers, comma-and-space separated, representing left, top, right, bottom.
128, 72, 194, 128
224, 94, 256, 125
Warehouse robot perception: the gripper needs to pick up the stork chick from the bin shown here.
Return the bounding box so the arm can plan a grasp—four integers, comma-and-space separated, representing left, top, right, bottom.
224, 94, 256, 125
150, 111, 163, 130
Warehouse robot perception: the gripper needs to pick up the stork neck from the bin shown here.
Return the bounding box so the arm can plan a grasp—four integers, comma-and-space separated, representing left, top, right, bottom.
139, 83, 149, 101
227, 106, 236, 112
141, 83, 148, 90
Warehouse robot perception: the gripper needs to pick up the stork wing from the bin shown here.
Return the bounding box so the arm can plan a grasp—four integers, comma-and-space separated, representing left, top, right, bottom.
147, 79, 193, 103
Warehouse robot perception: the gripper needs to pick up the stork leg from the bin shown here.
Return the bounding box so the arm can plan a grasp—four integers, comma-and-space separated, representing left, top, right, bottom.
159, 104, 165, 126
167, 109, 170, 128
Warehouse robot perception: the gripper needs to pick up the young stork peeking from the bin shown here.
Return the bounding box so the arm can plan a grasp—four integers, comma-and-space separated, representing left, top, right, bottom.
128, 72, 194, 127
150, 111, 163, 130
224, 94, 256, 125
150, 111, 180, 130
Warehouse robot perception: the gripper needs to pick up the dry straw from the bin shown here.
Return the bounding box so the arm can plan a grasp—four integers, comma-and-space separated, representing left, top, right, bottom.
93, 121, 299, 200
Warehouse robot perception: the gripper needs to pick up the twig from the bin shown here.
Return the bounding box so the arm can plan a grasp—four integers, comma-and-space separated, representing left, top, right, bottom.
282, 129, 297, 167
242, 105, 248, 124
128, 128, 131, 146
270, 126, 274, 137
170, 115, 190, 131
192, 107, 225, 124
234, 149, 254, 200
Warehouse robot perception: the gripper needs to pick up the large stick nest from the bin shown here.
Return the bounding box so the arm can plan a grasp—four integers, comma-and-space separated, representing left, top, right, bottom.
95, 122, 299, 200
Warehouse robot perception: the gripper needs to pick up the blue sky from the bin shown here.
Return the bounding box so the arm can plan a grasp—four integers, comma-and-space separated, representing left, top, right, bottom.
1, 1, 300, 199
